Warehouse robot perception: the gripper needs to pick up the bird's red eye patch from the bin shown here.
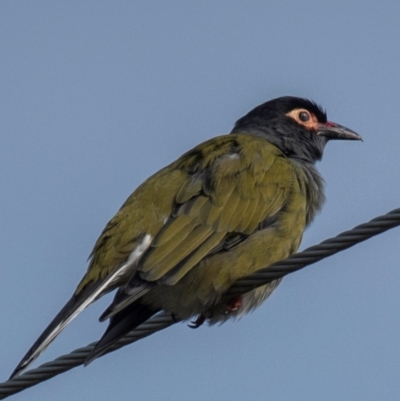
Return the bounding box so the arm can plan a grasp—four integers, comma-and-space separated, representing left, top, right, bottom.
286, 108, 320, 130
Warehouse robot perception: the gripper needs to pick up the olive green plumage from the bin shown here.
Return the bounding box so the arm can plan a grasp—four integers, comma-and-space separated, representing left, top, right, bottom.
11, 96, 361, 377
80, 135, 304, 291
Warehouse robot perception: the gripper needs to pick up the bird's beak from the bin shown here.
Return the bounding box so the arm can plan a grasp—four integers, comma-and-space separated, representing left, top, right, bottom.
316, 122, 363, 141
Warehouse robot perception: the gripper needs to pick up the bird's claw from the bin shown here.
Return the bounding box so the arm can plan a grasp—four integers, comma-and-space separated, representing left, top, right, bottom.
188, 314, 206, 328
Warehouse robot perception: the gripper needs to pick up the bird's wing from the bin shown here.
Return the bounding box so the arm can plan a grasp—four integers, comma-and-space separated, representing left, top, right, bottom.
10, 154, 190, 377
11, 135, 294, 376
87, 135, 296, 363
103, 135, 294, 319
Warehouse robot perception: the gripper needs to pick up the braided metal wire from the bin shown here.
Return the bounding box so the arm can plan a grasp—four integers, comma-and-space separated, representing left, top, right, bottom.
1, 207, 399, 399
227, 208, 400, 296
0, 314, 177, 399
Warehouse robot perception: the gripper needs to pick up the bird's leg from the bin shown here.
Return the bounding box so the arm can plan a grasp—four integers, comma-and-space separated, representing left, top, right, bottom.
220, 296, 243, 315
171, 313, 180, 322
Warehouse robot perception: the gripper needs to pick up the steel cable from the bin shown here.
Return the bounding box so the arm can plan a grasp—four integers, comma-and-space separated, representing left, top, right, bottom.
1, 207, 399, 399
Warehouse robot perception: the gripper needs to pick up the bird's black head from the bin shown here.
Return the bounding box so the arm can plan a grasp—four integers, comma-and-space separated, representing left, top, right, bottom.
231, 96, 361, 163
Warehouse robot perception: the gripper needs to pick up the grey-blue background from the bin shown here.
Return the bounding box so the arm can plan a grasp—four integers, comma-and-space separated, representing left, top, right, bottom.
1, 1, 399, 400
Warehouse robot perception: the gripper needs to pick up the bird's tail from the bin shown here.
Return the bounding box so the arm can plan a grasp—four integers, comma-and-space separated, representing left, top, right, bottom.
10, 281, 106, 379
85, 301, 160, 365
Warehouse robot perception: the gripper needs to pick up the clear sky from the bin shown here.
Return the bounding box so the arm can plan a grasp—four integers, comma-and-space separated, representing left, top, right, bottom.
1, 1, 400, 400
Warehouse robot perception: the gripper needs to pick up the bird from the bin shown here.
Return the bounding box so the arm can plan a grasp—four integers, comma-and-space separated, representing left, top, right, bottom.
10, 96, 362, 378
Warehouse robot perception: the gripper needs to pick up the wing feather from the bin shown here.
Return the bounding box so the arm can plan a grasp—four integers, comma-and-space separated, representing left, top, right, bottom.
102, 136, 292, 323
135, 137, 290, 286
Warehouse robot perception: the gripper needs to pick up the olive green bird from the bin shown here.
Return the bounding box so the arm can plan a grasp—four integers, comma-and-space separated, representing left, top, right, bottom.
11, 96, 361, 377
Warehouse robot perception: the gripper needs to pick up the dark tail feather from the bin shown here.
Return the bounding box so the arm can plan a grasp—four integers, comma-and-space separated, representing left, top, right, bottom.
10, 282, 102, 379
98, 283, 154, 322
85, 302, 159, 365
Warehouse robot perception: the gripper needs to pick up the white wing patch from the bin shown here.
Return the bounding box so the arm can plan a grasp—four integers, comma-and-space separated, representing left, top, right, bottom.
82, 233, 153, 303
125, 234, 153, 268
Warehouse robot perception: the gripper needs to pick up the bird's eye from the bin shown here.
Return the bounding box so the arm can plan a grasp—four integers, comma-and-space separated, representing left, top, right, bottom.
299, 111, 310, 122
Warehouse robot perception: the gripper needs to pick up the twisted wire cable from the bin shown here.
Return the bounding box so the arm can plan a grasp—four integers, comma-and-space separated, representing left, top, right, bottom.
227, 207, 400, 296
1, 207, 399, 399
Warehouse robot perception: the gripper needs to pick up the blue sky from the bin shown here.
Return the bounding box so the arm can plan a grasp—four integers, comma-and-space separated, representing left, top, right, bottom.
1, 1, 400, 400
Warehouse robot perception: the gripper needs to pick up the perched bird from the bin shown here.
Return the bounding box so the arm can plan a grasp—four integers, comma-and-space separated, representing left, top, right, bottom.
11, 96, 361, 378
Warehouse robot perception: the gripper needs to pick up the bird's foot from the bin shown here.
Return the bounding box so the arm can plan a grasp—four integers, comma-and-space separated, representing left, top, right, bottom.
188, 313, 206, 329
